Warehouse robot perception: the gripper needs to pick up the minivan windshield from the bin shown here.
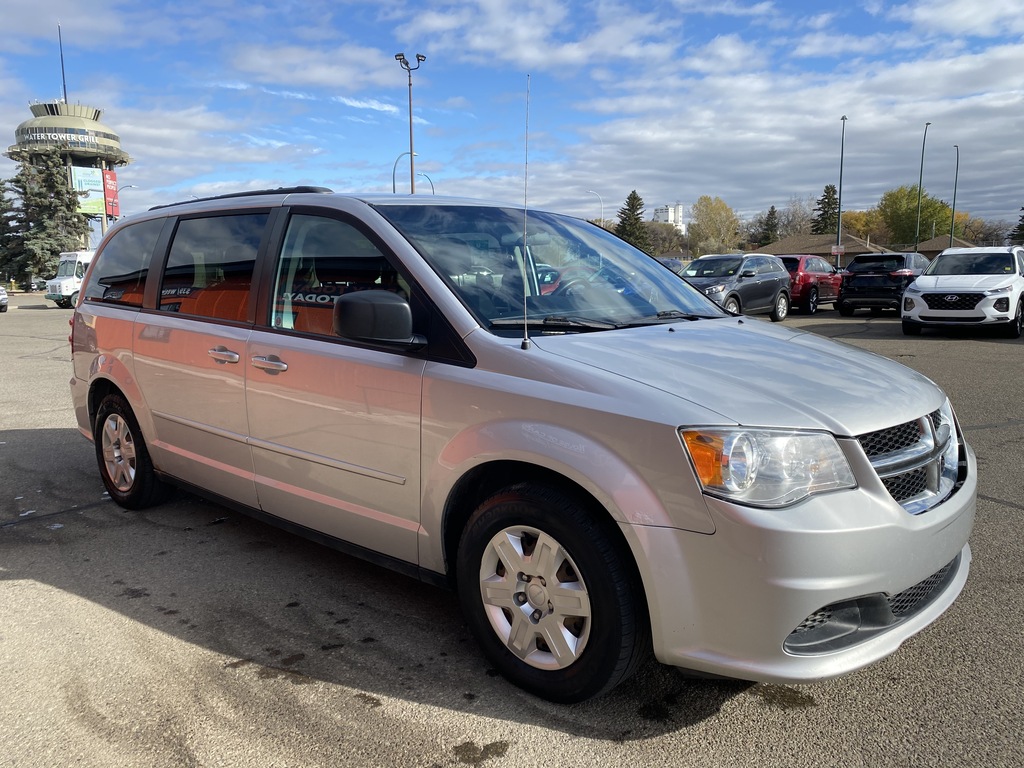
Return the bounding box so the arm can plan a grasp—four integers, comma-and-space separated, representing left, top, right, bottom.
925, 252, 1013, 276
374, 204, 726, 334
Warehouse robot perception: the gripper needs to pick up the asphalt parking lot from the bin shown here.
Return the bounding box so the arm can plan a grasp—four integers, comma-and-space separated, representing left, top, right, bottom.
1, 291, 1022, 768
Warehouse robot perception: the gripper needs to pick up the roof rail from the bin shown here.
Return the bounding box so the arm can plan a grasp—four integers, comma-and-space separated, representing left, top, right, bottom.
149, 186, 334, 211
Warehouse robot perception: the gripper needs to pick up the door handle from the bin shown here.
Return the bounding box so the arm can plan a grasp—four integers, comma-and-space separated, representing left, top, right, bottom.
251, 355, 288, 373
208, 347, 240, 364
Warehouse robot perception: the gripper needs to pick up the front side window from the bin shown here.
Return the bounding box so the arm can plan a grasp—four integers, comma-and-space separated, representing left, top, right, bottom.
270, 214, 408, 336
159, 213, 267, 321
83, 220, 164, 307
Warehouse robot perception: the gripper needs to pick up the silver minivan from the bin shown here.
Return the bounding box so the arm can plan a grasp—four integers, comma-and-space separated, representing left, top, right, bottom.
70, 188, 976, 703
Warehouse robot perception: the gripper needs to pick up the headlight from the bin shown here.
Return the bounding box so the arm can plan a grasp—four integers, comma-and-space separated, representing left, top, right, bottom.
984, 286, 1011, 296
680, 428, 856, 508
905, 284, 921, 294
704, 284, 726, 295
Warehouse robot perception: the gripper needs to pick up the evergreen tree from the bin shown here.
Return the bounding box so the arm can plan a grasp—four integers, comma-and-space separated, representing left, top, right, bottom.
1009, 207, 1024, 245
615, 190, 651, 253
0, 146, 91, 282
811, 184, 839, 235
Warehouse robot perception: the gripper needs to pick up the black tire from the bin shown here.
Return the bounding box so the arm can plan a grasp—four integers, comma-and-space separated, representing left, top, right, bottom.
869, 307, 884, 317
838, 302, 855, 317
456, 484, 648, 703
770, 292, 790, 322
94, 393, 168, 510
723, 296, 741, 314
804, 287, 818, 315
70, 291, 79, 308
1004, 300, 1023, 339
902, 321, 922, 336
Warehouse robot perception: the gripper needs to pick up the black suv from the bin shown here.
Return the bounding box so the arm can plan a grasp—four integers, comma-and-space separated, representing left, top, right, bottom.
838, 252, 929, 316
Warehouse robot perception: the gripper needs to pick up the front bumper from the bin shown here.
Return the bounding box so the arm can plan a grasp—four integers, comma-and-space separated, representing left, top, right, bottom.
623, 443, 976, 683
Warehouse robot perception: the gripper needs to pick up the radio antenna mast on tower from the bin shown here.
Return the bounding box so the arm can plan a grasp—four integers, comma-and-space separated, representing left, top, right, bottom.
58, 23, 69, 102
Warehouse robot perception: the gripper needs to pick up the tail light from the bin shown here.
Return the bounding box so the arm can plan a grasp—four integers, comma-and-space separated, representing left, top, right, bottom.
890, 269, 914, 277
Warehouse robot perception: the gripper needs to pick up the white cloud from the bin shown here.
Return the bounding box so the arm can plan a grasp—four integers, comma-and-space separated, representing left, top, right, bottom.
890, 0, 1024, 37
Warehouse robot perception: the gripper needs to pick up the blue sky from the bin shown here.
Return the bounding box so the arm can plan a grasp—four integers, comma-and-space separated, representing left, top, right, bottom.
1, 0, 1022, 230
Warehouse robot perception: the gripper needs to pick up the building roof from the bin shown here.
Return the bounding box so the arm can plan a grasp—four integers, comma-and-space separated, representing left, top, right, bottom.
754, 232, 886, 265
915, 235, 976, 259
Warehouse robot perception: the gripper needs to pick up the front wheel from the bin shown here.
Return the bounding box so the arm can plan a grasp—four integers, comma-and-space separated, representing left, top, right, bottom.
723, 296, 741, 314
1004, 300, 1023, 339
94, 393, 168, 509
456, 484, 648, 703
770, 292, 790, 322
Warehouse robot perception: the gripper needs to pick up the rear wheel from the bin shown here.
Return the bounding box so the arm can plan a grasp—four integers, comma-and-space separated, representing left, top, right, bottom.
94, 393, 168, 509
770, 292, 789, 322
838, 302, 855, 317
902, 321, 922, 336
456, 484, 648, 703
804, 287, 819, 315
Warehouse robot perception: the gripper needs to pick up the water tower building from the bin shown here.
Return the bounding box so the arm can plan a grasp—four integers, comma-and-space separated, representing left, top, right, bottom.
6, 100, 131, 233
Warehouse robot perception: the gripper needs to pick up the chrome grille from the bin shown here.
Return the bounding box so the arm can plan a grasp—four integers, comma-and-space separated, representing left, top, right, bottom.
856, 409, 959, 515
881, 467, 928, 502
859, 419, 921, 458
922, 293, 983, 310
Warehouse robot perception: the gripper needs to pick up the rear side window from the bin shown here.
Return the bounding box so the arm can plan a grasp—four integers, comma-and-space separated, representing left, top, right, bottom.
83, 220, 164, 307
159, 213, 267, 322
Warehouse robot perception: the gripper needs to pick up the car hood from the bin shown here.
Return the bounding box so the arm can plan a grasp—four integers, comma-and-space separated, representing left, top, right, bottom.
683, 275, 733, 289
533, 318, 942, 436
910, 274, 1015, 292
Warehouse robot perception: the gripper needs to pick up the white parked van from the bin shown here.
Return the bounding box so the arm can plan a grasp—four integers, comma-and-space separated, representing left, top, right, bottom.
46, 250, 94, 308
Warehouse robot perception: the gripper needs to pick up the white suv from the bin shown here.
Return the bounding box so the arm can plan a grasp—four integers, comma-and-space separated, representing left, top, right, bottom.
902, 246, 1024, 337
70, 188, 976, 703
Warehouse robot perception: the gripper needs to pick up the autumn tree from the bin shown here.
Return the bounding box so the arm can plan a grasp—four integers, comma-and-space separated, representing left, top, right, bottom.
777, 195, 814, 239
688, 196, 739, 256
643, 221, 685, 256
962, 216, 1009, 247
615, 190, 651, 253
811, 184, 839, 235
0, 146, 90, 283
875, 185, 951, 247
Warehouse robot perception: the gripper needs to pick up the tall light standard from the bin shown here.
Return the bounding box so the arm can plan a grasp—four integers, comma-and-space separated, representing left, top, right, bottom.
949, 144, 959, 248
395, 52, 425, 194
914, 121, 932, 252
586, 190, 604, 226
418, 172, 434, 194
836, 116, 847, 254
392, 151, 416, 193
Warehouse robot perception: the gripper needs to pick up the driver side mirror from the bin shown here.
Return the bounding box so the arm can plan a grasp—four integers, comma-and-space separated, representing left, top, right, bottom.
333, 290, 426, 349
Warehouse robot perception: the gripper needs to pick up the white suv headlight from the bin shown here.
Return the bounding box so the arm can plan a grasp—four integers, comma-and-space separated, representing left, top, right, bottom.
680, 428, 856, 508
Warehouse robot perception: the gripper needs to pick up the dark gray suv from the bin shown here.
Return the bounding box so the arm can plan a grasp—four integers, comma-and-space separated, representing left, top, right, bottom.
683, 253, 791, 321
838, 252, 929, 316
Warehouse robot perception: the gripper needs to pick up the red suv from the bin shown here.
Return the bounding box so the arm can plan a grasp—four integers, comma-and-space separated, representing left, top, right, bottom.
777, 254, 841, 314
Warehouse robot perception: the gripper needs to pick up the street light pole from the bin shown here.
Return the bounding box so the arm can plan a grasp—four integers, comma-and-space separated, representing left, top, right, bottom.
586, 190, 604, 226
837, 116, 847, 253
949, 144, 959, 248
418, 172, 434, 194
392, 152, 416, 193
914, 121, 932, 252
395, 52, 425, 194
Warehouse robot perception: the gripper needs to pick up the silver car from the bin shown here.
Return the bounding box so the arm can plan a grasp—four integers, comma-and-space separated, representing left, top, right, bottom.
70, 189, 975, 703
0, 285, 8, 312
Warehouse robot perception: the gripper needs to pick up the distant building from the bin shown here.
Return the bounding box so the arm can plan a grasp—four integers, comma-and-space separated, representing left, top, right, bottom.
6, 100, 131, 235
652, 202, 688, 234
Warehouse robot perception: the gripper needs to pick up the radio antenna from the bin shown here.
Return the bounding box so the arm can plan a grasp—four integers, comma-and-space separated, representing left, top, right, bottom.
520, 74, 532, 351
58, 23, 68, 102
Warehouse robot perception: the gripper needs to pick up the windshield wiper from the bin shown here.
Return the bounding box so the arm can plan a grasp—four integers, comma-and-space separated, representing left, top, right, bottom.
620, 310, 719, 326
489, 315, 619, 332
